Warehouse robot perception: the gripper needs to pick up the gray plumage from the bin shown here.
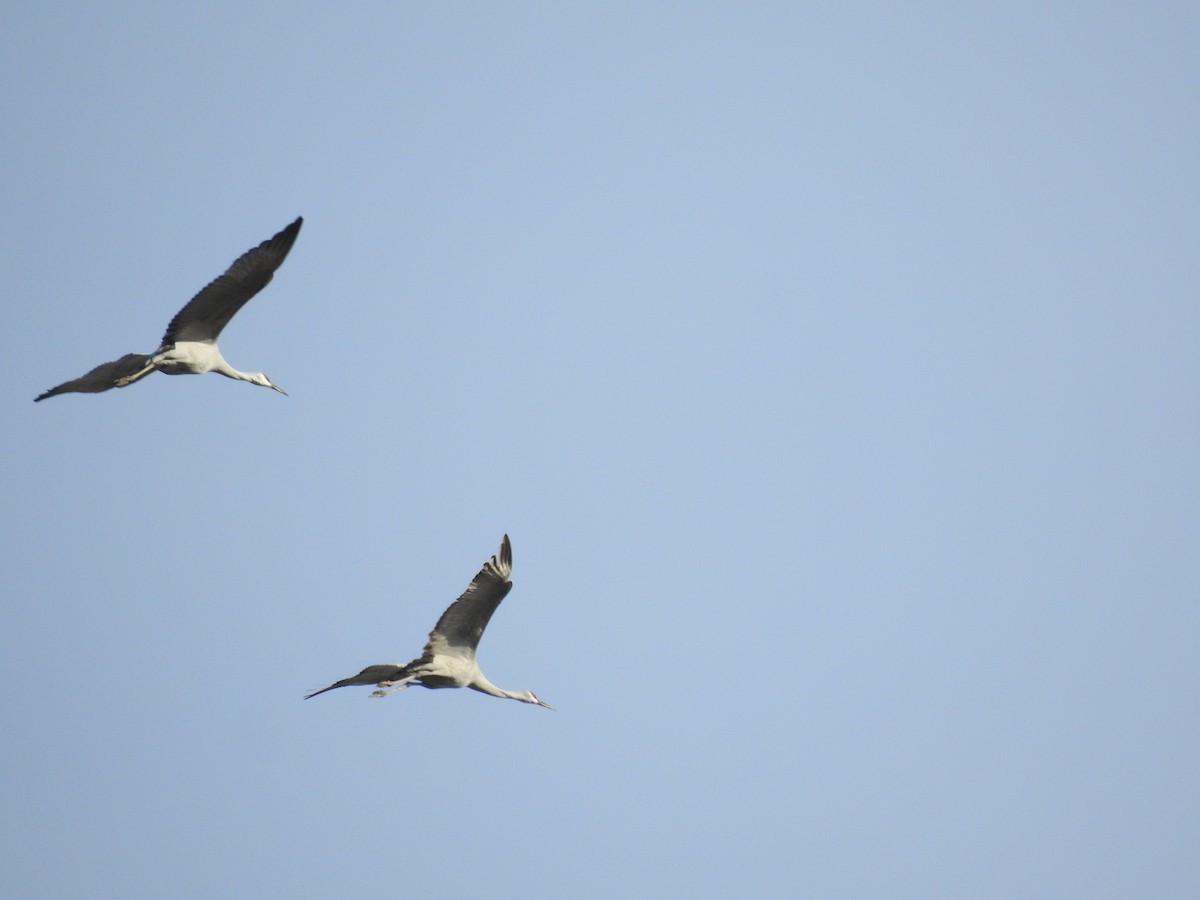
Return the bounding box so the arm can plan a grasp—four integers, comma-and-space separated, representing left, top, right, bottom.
306, 535, 554, 709
35, 217, 301, 401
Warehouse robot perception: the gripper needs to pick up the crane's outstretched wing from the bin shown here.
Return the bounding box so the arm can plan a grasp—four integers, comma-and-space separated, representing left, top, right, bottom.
423, 535, 514, 657
161, 217, 302, 345
304, 663, 411, 699
34, 352, 152, 401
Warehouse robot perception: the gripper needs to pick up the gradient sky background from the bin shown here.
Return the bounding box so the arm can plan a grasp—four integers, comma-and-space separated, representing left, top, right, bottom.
3, 4, 1197, 898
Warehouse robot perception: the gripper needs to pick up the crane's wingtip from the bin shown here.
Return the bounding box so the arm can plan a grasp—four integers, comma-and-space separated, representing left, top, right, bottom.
273, 216, 303, 242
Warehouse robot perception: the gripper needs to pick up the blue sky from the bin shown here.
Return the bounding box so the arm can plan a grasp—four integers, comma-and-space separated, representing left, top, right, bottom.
3, 3, 1197, 897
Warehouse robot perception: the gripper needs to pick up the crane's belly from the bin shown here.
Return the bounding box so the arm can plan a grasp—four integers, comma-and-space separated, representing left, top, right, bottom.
154, 342, 218, 375
418, 674, 463, 689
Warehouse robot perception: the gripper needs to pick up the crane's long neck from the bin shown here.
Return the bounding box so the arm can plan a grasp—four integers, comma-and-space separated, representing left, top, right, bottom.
211, 356, 255, 382
211, 355, 282, 392
468, 673, 524, 702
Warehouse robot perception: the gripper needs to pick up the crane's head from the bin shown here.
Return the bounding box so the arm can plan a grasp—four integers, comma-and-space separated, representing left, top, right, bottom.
517, 690, 555, 711
248, 372, 287, 395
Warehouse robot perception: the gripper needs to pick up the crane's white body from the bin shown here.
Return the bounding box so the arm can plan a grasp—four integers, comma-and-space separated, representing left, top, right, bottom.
307, 535, 553, 709
114, 340, 280, 391
35, 217, 301, 401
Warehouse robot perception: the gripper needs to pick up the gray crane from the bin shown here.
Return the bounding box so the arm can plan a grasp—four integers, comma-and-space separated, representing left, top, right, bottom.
306, 535, 555, 709
35, 217, 302, 401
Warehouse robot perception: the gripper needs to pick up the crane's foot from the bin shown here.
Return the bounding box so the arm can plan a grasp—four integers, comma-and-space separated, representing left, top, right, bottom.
371, 681, 406, 698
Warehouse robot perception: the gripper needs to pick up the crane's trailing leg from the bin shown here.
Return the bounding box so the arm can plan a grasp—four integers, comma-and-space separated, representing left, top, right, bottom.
370, 674, 419, 698
114, 360, 159, 387
370, 684, 406, 698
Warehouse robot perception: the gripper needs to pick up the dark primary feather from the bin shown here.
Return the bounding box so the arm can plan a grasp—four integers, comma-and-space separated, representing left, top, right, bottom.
34, 352, 151, 401
304, 664, 408, 699
162, 216, 303, 345
424, 534, 514, 654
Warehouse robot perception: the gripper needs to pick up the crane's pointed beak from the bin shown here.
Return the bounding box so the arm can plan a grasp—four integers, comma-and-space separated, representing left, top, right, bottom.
537, 698, 556, 711
270, 382, 288, 396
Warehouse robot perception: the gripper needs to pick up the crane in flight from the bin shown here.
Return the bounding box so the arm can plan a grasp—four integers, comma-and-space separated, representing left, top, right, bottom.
35, 217, 302, 401
306, 534, 554, 710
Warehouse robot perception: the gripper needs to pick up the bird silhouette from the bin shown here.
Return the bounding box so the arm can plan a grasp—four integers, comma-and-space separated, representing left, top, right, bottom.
307, 535, 554, 709
36, 217, 301, 401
